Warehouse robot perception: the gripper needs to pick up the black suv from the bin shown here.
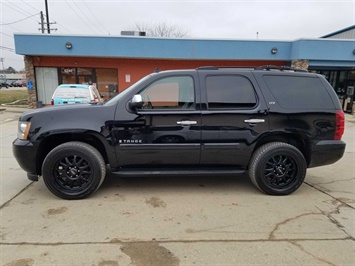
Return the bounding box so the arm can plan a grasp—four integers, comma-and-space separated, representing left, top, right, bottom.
13, 66, 346, 199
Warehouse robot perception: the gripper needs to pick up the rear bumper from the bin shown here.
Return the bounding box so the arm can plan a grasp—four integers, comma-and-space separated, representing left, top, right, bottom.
309, 140, 346, 168
12, 139, 39, 176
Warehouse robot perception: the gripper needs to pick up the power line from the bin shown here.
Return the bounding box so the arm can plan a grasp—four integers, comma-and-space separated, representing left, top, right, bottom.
20, 0, 41, 13
0, 46, 15, 52
2, 1, 39, 23
72, 0, 102, 33
6, 24, 23, 33
18, 0, 73, 33
48, 17, 73, 34
1, 32, 13, 38
81, 0, 109, 34
0, 13, 39, 26
65, 0, 100, 34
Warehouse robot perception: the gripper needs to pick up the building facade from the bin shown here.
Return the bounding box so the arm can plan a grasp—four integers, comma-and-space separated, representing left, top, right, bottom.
14, 26, 355, 111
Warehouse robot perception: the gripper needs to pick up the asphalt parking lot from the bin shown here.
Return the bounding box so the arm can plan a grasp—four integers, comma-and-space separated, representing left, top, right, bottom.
0, 108, 354, 266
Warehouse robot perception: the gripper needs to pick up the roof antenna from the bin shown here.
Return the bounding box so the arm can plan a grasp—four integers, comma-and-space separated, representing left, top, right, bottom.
154, 68, 160, 73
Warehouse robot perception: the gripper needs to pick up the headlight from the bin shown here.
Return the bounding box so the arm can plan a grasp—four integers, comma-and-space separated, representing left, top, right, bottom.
17, 121, 31, 140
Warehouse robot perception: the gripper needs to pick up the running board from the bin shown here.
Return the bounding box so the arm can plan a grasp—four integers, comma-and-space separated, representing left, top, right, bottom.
111, 168, 246, 177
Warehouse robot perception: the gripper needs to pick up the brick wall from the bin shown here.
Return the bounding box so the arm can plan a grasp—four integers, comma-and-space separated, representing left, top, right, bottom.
291, 59, 309, 70
24, 55, 37, 109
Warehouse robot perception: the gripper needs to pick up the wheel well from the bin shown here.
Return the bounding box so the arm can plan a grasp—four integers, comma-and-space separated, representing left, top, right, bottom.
36, 133, 109, 175
253, 134, 310, 166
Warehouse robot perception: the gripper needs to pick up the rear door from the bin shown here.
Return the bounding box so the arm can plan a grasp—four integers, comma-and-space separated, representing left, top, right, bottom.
199, 71, 269, 168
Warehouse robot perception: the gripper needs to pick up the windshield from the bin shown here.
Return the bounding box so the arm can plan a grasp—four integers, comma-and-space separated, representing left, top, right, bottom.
104, 74, 153, 105
53, 88, 90, 99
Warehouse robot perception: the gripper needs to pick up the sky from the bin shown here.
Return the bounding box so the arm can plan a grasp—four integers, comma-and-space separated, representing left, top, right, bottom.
0, 0, 354, 71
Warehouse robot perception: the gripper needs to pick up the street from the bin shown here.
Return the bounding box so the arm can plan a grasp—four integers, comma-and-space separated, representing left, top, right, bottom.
0, 108, 354, 266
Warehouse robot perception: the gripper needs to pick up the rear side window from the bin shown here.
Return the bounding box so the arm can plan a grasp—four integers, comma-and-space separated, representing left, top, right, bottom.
206, 75, 257, 109
263, 75, 334, 109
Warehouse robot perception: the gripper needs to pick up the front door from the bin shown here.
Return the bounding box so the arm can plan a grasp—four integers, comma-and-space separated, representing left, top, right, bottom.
116, 75, 202, 167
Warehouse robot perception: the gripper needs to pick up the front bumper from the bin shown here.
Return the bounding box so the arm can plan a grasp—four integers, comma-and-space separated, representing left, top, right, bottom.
13, 139, 39, 176
309, 140, 346, 168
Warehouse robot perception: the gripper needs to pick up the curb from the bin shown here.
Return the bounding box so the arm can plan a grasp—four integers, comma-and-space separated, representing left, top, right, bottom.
1, 106, 30, 113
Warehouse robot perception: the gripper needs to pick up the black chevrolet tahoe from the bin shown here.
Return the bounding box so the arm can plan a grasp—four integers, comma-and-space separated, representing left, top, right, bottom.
13, 66, 346, 199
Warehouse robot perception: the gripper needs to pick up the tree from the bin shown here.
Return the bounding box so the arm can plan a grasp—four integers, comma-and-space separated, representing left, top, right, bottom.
135, 22, 190, 38
6, 66, 17, 73
0, 66, 17, 74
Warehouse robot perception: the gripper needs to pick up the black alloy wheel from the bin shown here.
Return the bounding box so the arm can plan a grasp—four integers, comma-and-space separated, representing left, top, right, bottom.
264, 154, 297, 189
42, 142, 106, 200
53, 155, 92, 191
249, 142, 307, 195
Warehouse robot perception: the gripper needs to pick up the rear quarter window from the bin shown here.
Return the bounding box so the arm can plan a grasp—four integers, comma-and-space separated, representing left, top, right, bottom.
263, 75, 334, 109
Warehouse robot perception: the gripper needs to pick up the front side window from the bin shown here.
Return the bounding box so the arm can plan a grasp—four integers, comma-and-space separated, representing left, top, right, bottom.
206, 75, 257, 109
140, 76, 195, 110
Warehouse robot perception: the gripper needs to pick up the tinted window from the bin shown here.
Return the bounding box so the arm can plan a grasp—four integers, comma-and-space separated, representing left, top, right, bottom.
140, 76, 195, 109
263, 75, 334, 109
206, 75, 257, 109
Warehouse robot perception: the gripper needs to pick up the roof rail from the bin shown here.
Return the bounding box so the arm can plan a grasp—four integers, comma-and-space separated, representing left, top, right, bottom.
196, 66, 308, 72
254, 65, 278, 70
255, 65, 308, 72
196, 66, 219, 70
196, 66, 254, 70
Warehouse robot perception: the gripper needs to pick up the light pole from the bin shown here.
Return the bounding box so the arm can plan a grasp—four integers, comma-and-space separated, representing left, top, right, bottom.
0, 58, 6, 82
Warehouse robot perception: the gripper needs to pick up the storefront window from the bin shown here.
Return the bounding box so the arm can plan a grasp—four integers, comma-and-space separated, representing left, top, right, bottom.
58, 67, 118, 100
61, 68, 76, 84
77, 68, 93, 75
96, 68, 118, 100
348, 70, 355, 80
329, 71, 338, 89
337, 71, 347, 95
77, 68, 95, 85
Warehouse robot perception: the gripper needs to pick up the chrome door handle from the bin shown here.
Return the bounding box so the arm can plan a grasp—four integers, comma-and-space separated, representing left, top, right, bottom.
177, 121, 197, 125
244, 119, 265, 123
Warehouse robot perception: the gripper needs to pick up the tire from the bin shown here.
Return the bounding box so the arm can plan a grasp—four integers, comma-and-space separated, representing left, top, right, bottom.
42, 142, 106, 200
249, 142, 306, 195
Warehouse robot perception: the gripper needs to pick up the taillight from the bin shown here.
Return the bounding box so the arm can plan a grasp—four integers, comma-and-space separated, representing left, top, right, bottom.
335, 110, 345, 140
51, 99, 54, 105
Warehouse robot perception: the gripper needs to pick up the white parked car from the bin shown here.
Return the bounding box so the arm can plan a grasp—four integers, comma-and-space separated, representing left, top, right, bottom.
51, 84, 102, 105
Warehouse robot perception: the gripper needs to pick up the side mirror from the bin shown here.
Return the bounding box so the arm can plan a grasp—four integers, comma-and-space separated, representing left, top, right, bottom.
129, 94, 144, 110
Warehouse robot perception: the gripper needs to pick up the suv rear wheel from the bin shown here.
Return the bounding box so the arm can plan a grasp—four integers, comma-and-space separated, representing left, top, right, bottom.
42, 141, 106, 200
249, 142, 306, 195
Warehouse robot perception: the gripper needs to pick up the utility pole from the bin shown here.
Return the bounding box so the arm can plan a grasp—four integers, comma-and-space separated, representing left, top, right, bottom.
0, 58, 6, 81
39, 11, 45, 33
45, 0, 50, 34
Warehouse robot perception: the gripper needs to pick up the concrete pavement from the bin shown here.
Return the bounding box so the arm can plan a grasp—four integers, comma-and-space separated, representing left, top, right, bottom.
0, 108, 354, 265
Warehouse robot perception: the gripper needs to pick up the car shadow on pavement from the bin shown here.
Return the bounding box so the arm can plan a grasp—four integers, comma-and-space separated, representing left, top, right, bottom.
97, 173, 256, 196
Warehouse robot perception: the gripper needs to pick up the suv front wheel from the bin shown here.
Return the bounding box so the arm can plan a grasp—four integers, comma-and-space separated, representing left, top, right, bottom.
249, 142, 307, 195
42, 141, 106, 200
